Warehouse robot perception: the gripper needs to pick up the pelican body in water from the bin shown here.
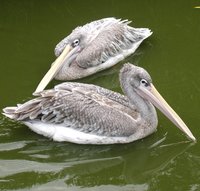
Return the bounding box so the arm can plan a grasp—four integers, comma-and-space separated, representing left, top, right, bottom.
3, 63, 195, 144
34, 17, 152, 93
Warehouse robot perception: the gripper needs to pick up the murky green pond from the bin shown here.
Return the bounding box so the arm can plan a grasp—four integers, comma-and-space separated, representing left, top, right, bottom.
0, 0, 200, 190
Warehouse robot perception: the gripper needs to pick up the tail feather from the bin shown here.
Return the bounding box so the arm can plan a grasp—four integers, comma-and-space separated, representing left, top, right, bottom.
2, 91, 54, 121
2, 107, 18, 119
2, 98, 43, 121
14, 98, 43, 113
131, 27, 153, 40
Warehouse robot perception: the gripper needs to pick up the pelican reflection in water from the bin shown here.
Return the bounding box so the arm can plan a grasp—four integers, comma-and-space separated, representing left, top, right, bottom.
34, 17, 152, 93
3, 63, 196, 144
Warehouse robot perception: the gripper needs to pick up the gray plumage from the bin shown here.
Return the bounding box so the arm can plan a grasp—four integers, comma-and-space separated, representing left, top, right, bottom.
4, 63, 195, 143
53, 17, 152, 80
3, 63, 158, 144
34, 17, 152, 94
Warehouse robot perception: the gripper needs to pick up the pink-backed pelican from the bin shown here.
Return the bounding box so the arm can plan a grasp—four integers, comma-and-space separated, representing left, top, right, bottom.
34, 18, 152, 93
3, 63, 196, 144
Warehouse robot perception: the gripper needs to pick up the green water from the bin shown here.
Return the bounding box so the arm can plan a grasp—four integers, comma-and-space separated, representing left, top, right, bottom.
0, 0, 200, 190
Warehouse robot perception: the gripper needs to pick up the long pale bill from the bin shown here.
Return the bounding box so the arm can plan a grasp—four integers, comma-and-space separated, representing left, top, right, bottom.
139, 84, 196, 141
34, 45, 72, 94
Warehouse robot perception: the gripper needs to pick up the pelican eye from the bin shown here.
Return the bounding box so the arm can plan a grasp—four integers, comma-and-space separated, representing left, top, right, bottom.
72, 39, 80, 47
140, 79, 149, 87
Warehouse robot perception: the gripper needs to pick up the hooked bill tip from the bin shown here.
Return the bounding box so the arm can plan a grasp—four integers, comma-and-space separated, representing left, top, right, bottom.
189, 134, 196, 142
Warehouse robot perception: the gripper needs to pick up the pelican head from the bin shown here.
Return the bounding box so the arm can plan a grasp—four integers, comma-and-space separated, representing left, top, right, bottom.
120, 64, 196, 142
34, 17, 152, 94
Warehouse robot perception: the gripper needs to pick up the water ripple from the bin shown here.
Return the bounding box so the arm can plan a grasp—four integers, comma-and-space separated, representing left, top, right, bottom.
0, 141, 28, 151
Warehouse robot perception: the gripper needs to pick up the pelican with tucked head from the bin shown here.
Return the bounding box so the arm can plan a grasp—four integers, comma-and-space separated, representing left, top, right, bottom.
34, 17, 152, 93
3, 63, 196, 144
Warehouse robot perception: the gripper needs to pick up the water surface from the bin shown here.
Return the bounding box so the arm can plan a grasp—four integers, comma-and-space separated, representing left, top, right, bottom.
0, 0, 200, 190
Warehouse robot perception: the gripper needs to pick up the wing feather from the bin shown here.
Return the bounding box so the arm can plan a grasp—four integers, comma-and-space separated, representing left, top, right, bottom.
76, 21, 151, 69
3, 83, 138, 137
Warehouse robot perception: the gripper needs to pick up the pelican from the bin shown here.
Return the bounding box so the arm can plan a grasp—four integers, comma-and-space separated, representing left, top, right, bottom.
3, 63, 196, 144
34, 17, 152, 93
